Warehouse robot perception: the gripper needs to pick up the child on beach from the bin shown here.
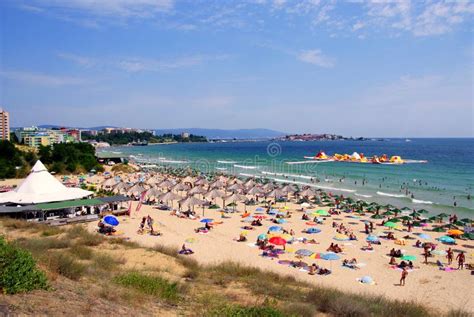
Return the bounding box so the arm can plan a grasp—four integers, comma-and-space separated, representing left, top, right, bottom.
400, 267, 408, 286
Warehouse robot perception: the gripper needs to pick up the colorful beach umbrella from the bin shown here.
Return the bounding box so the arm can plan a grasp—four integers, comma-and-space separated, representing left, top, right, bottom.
269, 236, 286, 246
257, 233, 267, 240
200, 218, 214, 223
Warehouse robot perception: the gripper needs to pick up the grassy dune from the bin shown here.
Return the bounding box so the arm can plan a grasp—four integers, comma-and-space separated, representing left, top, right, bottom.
0, 218, 471, 317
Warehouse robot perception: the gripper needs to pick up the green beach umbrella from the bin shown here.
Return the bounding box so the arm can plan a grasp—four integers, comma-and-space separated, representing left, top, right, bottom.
389, 218, 401, 223
460, 218, 472, 223
401, 207, 412, 211
437, 213, 449, 218
371, 214, 384, 219
399, 216, 411, 221
417, 209, 429, 214
383, 211, 394, 216
432, 227, 446, 232
316, 209, 330, 216
384, 222, 397, 228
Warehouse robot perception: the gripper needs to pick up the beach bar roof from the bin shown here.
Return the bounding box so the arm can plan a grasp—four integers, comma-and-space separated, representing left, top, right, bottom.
35, 198, 105, 211
0, 161, 92, 204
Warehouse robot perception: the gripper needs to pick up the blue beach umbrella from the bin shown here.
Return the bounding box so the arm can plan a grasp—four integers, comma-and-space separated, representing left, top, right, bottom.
366, 235, 379, 243
296, 249, 313, 257
269, 226, 283, 232
438, 236, 456, 244
255, 207, 265, 213
103, 215, 119, 226
277, 219, 287, 224
200, 218, 214, 223
242, 217, 254, 223
418, 233, 431, 240
322, 252, 340, 261
306, 228, 321, 234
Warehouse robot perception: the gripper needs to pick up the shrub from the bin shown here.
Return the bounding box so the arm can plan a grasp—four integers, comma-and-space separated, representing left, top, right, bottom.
67, 226, 102, 246
70, 245, 93, 260
14, 237, 71, 256
45, 252, 85, 280
0, 236, 48, 294
114, 272, 180, 303
207, 304, 286, 317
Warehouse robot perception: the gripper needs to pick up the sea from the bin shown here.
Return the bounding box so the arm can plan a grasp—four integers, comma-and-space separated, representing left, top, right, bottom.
102, 138, 474, 218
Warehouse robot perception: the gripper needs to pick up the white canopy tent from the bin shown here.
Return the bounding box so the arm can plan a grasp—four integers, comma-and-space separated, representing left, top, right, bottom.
0, 161, 93, 204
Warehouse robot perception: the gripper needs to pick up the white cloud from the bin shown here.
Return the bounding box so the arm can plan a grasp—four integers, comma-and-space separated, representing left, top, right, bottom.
0, 70, 86, 86
57, 52, 95, 67
29, 0, 174, 17
352, 21, 365, 31
297, 49, 334, 67
56, 52, 230, 73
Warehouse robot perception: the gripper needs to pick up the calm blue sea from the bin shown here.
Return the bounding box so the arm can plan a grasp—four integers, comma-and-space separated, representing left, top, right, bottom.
104, 138, 474, 217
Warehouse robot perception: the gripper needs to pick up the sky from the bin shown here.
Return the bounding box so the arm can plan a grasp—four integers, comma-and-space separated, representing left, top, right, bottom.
0, 0, 473, 137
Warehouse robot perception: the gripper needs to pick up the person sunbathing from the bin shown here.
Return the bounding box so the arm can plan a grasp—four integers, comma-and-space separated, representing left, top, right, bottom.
302, 214, 310, 221
236, 234, 247, 242
242, 225, 254, 230
387, 232, 395, 240
349, 233, 357, 240
179, 244, 194, 255
309, 263, 318, 275
333, 244, 343, 253
399, 260, 408, 269
415, 240, 422, 248
327, 243, 335, 252
318, 268, 331, 275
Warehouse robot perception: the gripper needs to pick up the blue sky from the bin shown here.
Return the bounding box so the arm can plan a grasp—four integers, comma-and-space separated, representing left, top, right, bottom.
1, 0, 473, 137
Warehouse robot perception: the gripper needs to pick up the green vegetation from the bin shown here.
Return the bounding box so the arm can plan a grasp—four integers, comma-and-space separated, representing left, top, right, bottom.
208, 304, 286, 317
114, 272, 180, 304
82, 131, 207, 145
0, 140, 37, 178
38, 143, 103, 174
0, 236, 48, 294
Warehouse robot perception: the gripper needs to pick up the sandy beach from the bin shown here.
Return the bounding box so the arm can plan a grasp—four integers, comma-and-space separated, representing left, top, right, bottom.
2, 172, 472, 314
88, 198, 473, 313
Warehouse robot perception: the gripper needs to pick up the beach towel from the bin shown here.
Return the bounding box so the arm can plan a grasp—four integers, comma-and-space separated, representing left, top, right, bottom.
246, 243, 257, 248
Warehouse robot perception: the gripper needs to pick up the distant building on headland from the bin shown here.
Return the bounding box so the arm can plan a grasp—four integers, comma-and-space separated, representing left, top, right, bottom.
181, 132, 190, 139
0, 108, 10, 141
81, 127, 154, 137
14, 126, 81, 148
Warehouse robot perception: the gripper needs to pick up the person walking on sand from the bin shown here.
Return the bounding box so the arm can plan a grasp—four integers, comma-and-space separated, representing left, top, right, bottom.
456, 251, 465, 270
400, 267, 408, 286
